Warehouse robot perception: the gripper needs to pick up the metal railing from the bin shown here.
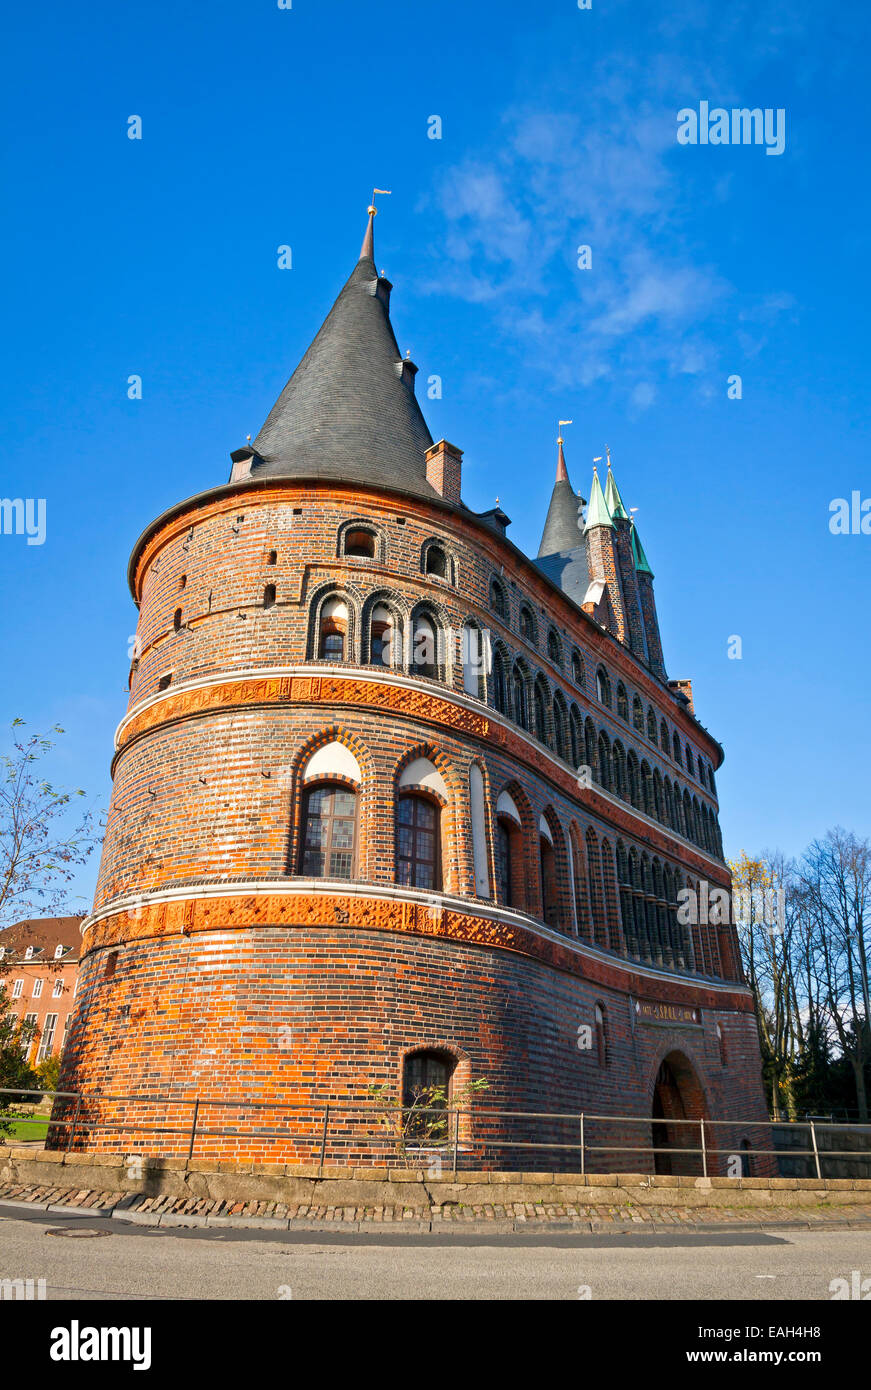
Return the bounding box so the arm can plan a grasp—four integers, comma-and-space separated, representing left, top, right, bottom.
3, 1088, 871, 1178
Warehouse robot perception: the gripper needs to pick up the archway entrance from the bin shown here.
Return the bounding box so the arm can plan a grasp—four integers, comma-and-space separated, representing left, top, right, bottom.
651, 1051, 708, 1175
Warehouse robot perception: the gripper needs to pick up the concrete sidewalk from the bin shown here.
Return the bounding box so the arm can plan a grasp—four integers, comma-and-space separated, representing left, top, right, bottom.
3, 1180, 871, 1235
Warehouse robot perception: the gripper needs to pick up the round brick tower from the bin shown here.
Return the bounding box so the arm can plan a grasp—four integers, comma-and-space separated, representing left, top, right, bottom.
61, 207, 770, 1171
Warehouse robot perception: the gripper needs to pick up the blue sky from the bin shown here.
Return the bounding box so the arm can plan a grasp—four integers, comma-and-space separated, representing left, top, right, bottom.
1, 0, 868, 915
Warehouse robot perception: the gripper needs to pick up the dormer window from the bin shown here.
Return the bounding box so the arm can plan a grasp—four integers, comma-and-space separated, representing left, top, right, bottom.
54, 944, 64, 959
25, 946, 34, 960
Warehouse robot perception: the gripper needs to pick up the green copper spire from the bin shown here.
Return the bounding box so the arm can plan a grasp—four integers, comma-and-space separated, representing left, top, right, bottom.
584, 468, 614, 531
604, 459, 629, 521
631, 522, 654, 577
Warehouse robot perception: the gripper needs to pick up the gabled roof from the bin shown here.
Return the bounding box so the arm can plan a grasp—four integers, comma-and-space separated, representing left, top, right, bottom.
0, 915, 83, 960
250, 212, 438, 503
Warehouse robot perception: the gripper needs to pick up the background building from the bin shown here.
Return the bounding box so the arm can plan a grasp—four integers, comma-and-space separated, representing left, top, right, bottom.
57, 209, 769, 1169
1, 916, 83, 1065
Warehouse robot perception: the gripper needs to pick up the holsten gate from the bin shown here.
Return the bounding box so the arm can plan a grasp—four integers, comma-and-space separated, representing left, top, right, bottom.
59, 207, 770, 1170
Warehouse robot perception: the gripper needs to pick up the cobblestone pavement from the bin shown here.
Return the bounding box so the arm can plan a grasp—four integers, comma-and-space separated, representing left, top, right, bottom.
3, 1182, 871, 1233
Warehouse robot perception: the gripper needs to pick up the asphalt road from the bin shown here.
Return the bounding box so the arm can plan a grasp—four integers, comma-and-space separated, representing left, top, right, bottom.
1, 1210, 868, 1300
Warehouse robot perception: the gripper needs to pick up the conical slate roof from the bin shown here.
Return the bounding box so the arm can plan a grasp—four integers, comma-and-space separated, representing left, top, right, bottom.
250, 214, 437, 502
604, 464, 629, 520
584, 468, 614, 531
537, 439, 584, 557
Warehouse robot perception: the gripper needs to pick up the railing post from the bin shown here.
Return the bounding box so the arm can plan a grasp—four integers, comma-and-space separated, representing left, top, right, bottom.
318, 1104, 329, 1178
580, 1113, 585, 1177
65, 1093, 82, 1153
810, 1120, 822, 1180
700, 1119, 708, 1177
187, 1097, 200, 1161
452, 1108, 460, 1178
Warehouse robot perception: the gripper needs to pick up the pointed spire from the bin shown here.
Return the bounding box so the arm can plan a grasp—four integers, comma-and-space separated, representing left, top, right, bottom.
631, 521, 654, 576
584, 466, 614, 531
537, 426, 584, 557
603, 449, 629, 521
360, 206, 376, 262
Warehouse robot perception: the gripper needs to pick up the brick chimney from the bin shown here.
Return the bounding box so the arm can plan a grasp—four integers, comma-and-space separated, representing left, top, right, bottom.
425, 439, 462, 506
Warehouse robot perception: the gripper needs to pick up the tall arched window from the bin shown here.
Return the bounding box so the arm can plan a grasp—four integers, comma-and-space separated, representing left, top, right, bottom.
647, 708, 658, 743
462, 623, 487, 697
489, 578, 507, 617
552, 695, 568, 762
396, 794, 441, 890
299, 784, 357, 878
412, 613, 439, 679
571, 651, 584, 687
594, 1003, 608, 1066
547, 629, 562, 667
633, 695, 644, 732
533, 679, 549, 744
617, 683, 629, 721
318, 597, 349, 661
520, 605, 536, 642
496, 816, 524, 908
596, 666, 611, 706
492, 651, 508, 714
539, 832, 559, 929
512, 665, 529, 730
369, 603, 397, 666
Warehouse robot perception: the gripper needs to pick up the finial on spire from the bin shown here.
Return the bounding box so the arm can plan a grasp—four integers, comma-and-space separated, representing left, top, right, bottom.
556, 419, 572, 481
360, 188, 391, 262
606, 444, 613, 469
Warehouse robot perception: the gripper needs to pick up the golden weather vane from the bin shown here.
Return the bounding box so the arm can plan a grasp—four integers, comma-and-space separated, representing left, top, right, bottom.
369, 187, 392, 214
558, 418, 573, 442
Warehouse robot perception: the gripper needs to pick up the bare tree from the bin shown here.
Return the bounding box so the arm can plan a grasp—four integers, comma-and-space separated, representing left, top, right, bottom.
0, 720, 102, 928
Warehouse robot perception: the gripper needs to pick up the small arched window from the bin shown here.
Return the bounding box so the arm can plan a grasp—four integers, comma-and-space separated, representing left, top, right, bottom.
512, 666, 529, 730
617, 683, 629, 721
594, 1003, 607, 1066
520, 606, 536, 643
489, 579, 507, 618
547, 629, 561, 667
267, 549, 277, 565
344, 528, 376, 558
319, 597, 349, 662
686, 747, 695, 778
533, 679, 549, 744
299, 783, 358, 878
263, 584, 276, 609
173, 608, 182, 632
673, 733, 683, 766
596, 667, 611, 706
179, 573, 187, 590
660, 719, 670, 749
396, 793, 441, 890
571, 651, 584, 687
425, 544, 447, 578
647, 708, 658, 743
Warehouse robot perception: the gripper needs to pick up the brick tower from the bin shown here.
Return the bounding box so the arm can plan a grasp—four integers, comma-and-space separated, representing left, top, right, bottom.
60, 206, 769, 1170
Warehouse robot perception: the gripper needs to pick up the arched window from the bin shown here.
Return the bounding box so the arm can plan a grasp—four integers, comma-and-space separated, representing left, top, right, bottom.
489, 578, 507, 618
617, 683, 629, 721
492, 651, 508, 714
686, 746, 695, 778
552, 695, 569, 762
594, 1003, 608, 1066
632, 695, 644, 733
173, 608, 182, 632
584, 717, 597, 778
539, 832, 559, 929
512, 665, 529, 730
344, 528, 376, 558
425, 544, 447, 578
396, 794, 441, 890
462, 623, 487, 698
597, 731, 612, 791
641, 761, 654, 818
412, 612, 439, 679
520, 605, 536, 643
402, 1050, 454, 1141
660, 719, 669, 750
647, 708, 657, 743
596, 666, 611, 706
612, 741, 627, 800
318, 596, 349, 661
627, 750, 640, 808
496, 816, 523, 907
263, 584, 276, 610
369, 603, 397, 666
571, 651, 584, 687
533, 678, 549, 745
672, 733, 683, 765
547, 629, 562, 667
570, 705, 583, 769
299, 783, 357, 878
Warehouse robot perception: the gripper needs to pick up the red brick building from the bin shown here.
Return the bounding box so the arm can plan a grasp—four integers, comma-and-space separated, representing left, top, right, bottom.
59, 207, 769, 1169
1, 916, 83, 1066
